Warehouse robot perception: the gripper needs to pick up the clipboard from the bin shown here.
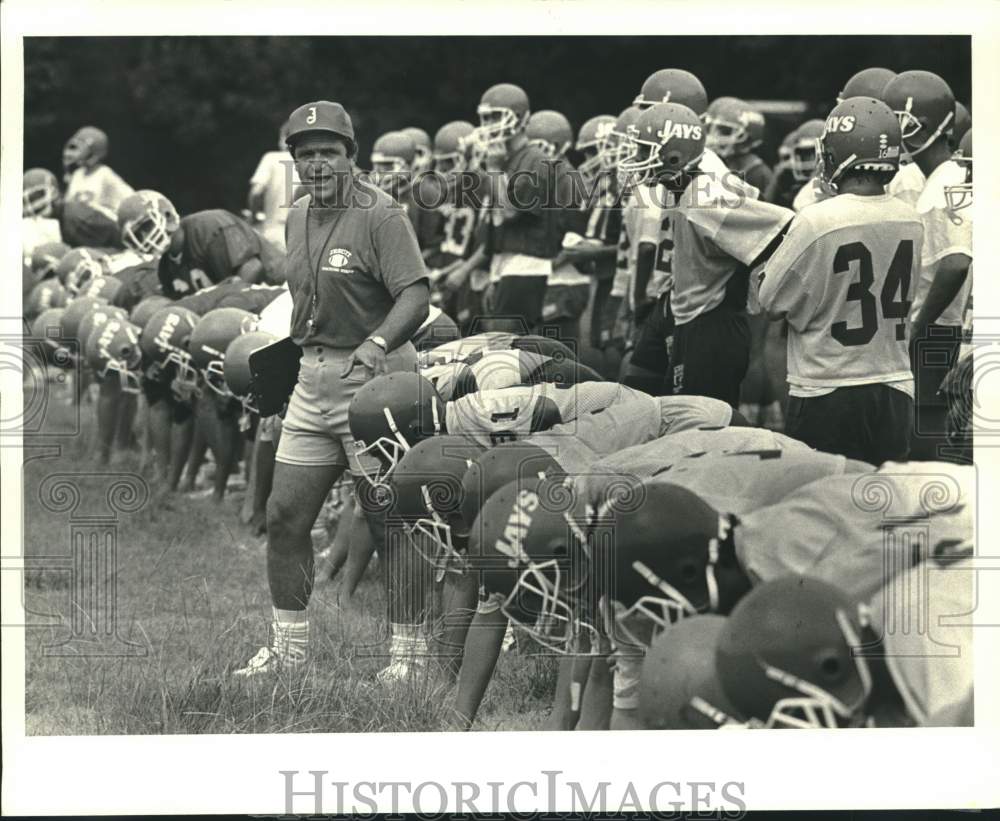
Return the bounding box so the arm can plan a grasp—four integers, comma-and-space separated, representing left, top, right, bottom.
248, 335, 303, 417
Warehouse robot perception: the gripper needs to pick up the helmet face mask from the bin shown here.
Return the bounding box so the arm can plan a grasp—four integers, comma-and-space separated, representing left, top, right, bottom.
409, 495, 468, 581
475, 105, 523, 149
704, 118, 746, 158
791, 138, 820, 181
944, 156, 972, 213
23, 170, 60, 218
203, 360, 233, 397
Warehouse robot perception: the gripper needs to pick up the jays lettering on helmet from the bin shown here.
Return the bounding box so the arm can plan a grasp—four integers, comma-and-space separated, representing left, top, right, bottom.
494, 489, 539, 567
657, 119, 703, 142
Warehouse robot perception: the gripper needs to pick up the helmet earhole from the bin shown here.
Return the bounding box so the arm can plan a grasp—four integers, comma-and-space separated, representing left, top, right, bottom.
820, 655, 842, 679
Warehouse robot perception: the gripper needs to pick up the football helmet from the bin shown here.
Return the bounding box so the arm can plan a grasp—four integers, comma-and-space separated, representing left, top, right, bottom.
139, 304, 200, 388
638, 615, 748, 729
618, 102, 705, 187
390, 435, 486, 579
952, 101, 971, 147
526, 110, 573, 158
55, 248, 109, 295
605, 106, 644, 171
777, 130, 797, 165
401, 126, 432, 174
818, 96, 901, 188
716, 575, 874, 729
31, 308, 67, 352
31, 242, 71, 282
882, 70, 955, 159
475, 83, 530, 149
836, 67, 897, 105
945, 130, 972, 213
469, 475, 595, 653
188, 307, 258, 396
370, 131, 417, 191
222, 330, 277, 412
129, 295, 173, 330
85, 318, 143, 393
576, 114, 617, 180
703, 97, 766, 158
79, 276, 123, 304
790, 119, 826, 182
348, 372, 445, 487
59, 296, 105, 352
117, 190, 180, 257
432, 120, 477, 175
23, 168, 61, 218
76, 304, 129, 358
25, 279, 68, 321
600, 480, 747, 651
460, 440, 567, 532
63, 126, 109, 171
633, 68, 708, 115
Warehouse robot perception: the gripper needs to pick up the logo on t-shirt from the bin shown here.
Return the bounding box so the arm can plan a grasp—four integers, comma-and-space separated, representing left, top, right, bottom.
327, 248, 352, 270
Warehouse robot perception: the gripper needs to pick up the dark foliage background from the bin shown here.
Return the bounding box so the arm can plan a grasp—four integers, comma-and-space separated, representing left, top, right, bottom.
24, 36, 970, 215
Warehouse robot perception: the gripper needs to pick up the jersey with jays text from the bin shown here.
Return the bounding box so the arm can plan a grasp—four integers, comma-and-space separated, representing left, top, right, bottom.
868, 557, 974, 727
670, 173, 793, 325
445, 382, 649, 449
159, 210, 264, 299
911, 159, 972, 327
650, 448, 871, 516
420, 348, 551, 401
736, 461, 974, 604
756, 192, 923, 397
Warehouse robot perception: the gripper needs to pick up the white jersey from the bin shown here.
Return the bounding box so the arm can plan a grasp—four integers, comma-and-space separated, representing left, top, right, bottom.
911, 159, 973, 327
757, 192, 922, 397
736, 461, 975, 603
417, 332, 517, 367
792, 177, 832, 212
420, 348, 550, 401
103, 248, 154, 276
887, 162, 925, 208
868, 557, 974, 726
612, 185, 663, 300
65, 164, 133, 217
445, 382, 649, 449
250, 150, 301, 228
22, 216, 62, 261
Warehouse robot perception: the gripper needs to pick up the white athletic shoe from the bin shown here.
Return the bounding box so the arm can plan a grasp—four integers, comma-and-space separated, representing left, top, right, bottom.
376, 655, 426, 684
233, 645, 304, 677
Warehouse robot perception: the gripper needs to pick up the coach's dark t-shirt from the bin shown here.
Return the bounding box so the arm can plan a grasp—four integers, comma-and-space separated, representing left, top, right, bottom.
284, 176, 428, 349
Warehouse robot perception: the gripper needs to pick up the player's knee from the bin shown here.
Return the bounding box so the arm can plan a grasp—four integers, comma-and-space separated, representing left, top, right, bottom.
266, 490, 309, 545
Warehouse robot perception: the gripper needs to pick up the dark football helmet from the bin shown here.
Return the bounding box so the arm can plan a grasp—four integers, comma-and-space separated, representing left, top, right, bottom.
25, 279, 68, 322
23, 168, 61, 218
85, 318, 143, 394
819, 96, 901, 188
58, 296, 105, 354
117, 190, 180, 257
129, 295, 173, 330
882, 70, 955, 159
223, 330, 277, 412
475, 83, 530, 150
188, 307, 258, 396
526, 110, 573, 158
370, 131, 417, 192
31, 241, 71, 283
945, 130, 972, 213
703, 97, 766, 158
576, 114, 617, 180
789, 119, 826, 182
55, 248, 108, 296
836, 67, 897, 105
76, 304, 129, 359
63, 126, 109, 171
633, 68, 708, 115
139, 305, 200, 395
618, 102, 705, 187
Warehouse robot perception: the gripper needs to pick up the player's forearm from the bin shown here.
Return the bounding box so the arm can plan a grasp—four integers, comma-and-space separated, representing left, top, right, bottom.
248, 184, 265, 214
235, 257, 265, 284
912, 254, 971, 332
452, 609, 508, 729
373, 280, 430, 351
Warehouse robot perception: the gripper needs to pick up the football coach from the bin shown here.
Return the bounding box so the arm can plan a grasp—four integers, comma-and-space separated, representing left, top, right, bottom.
236, 100, 429, 676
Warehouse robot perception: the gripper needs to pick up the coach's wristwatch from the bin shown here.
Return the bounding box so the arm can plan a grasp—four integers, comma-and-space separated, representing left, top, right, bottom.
366, 335, 388, 352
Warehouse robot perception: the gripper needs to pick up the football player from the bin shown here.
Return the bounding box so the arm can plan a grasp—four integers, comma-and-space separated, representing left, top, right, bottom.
703, 97, 773, 192
755, 96, 922, 465
619, 101, 793, 407
61, 126, 134, 248
837, 67, 897, 105
22, 168, 63, 257
883, 72, 971, 461
248, 119, 302, 253
764, 119, 825, 209
401, 126, 434, 175
25, 241, 71, 300
525, 110, 573, 158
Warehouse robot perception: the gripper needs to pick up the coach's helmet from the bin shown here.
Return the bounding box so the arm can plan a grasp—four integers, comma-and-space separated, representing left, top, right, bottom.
370, 131, 417, 192
704, 97, 766, 158
118, 190, 180, 257
349, 372, 445, 488
25, 279, 69, 322
23, 168, 61, 218
634, 69, 708, 115
475, 83, 530, 150
790, 119, 826, 182
470, 475, 596, 653
76, 304, 129, 362
945, 130, 973, 213
882, 70, 955, 160
390, 436, 486, 579
618, 102, 705, 188
526, 110, 573, 159
576, 114, 617, 180
819, 97, 901, 188
837, 67, 897, 105
638, 615, 749, 730
55, 248, 108, 296
188, 307, 258, 396
85, 318, 143, 394
223, 330, 276, 413
31, 242, 71, 283
600, 480, 750, 651
129, 295, 173, 330
63, 126, 109, 172
716, 575, 874, 729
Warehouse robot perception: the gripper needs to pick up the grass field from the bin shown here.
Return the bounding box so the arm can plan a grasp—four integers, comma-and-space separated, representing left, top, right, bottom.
22, 392, 557, 734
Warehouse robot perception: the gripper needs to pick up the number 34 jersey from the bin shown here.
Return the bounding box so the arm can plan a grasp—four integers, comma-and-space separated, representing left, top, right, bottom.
755, 192, 923, 397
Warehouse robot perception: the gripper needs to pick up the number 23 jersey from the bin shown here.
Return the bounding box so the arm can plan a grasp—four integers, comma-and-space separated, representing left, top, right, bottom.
756, 192, 923, 396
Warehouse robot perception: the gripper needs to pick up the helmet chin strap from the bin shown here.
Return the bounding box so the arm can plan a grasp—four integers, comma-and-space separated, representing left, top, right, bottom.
904, 109, 954, 160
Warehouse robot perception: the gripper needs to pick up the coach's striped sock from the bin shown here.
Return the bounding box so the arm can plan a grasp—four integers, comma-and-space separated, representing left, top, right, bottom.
272, 607, 309, 663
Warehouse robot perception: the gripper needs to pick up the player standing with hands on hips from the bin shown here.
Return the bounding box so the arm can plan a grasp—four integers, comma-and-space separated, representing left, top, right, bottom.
236, 101, 430, 676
